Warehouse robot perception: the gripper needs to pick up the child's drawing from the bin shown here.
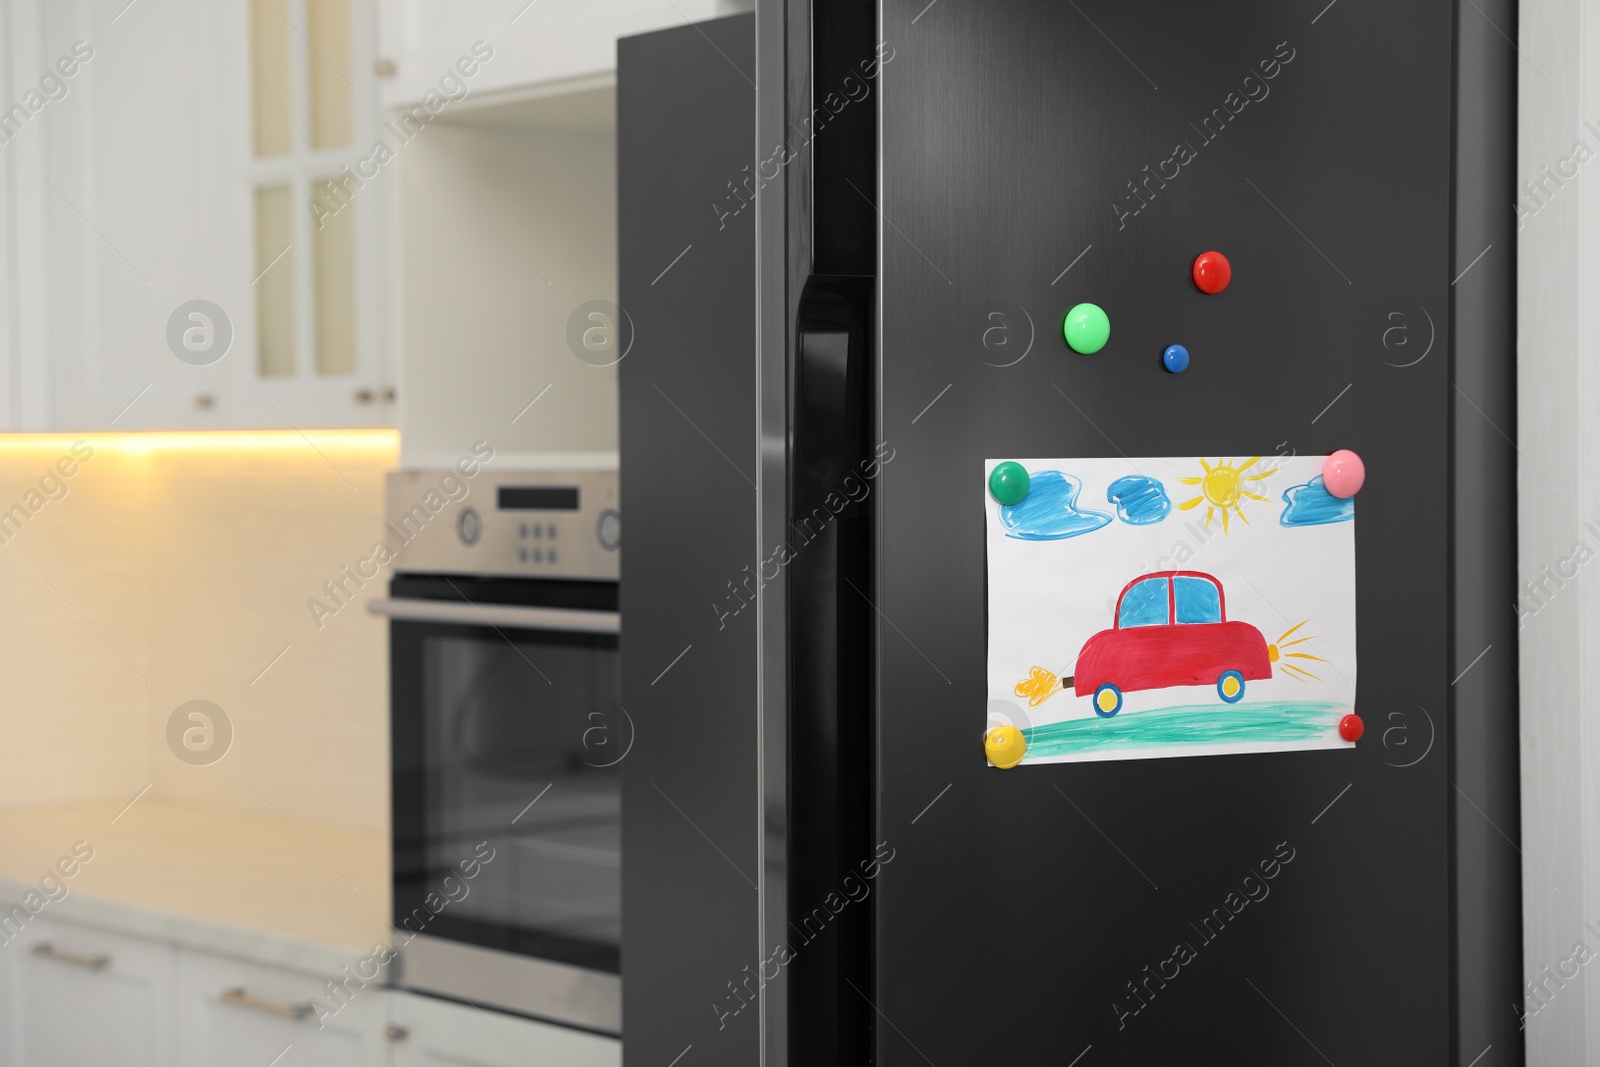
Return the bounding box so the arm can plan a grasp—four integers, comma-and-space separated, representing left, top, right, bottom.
985, 456, 1358, 766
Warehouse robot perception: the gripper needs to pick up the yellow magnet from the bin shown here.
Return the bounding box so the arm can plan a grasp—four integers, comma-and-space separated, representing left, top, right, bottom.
984, 724, 1027, 769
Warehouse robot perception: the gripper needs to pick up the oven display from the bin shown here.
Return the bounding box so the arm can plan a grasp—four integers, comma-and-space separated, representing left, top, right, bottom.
498, 486, 581, 511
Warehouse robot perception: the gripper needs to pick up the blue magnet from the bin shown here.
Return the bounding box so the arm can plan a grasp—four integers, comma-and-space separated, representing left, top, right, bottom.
1162, 345, 1189, 373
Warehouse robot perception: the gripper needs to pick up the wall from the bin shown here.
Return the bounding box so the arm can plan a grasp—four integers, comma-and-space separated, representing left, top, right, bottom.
0, 431, 396, 834
1520, 0, 1600, 1060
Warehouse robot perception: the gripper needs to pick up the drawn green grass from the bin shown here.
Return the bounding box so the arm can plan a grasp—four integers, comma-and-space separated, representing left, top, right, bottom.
1020, 701, 1343, 759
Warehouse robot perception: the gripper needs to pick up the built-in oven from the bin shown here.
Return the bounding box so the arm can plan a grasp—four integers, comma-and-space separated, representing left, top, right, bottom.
370, 467, 623, 1034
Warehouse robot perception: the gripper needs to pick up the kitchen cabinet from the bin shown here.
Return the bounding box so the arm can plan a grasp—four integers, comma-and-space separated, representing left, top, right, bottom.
176, 947, 389, 1066
373, 0, 745, 110
7, 0, 392, 431
1, 917, 177, 1067
0, 912, 620, 1066
380, 1, 749, 469
388, 991, 620, 1067
0, 934, 8, 1061
391, 87, 622, 468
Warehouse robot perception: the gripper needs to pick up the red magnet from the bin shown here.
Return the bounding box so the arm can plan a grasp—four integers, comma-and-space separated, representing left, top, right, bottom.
1322, 450, 1365, 498
1191, 251, 1231, 294
1339, 713, 1364, 742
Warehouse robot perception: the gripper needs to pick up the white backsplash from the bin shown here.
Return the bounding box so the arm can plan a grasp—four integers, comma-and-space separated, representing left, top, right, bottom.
0, 432, 397, 833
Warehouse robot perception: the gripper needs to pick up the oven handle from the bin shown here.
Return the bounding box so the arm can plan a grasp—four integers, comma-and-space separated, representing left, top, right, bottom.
366, 599, 620, 634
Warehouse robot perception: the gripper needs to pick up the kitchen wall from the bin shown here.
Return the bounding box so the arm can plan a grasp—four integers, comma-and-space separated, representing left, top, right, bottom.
1519, 0, 1600, 1055
0, 431, 397, 833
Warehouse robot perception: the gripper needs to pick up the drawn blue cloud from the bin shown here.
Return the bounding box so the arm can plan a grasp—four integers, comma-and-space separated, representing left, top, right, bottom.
1280, 474, 1355, 527
1106, 474, 1171, 525
1000, 471, 1112, 541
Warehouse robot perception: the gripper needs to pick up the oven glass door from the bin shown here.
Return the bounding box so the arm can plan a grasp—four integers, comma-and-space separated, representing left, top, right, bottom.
391, 580, 622, 975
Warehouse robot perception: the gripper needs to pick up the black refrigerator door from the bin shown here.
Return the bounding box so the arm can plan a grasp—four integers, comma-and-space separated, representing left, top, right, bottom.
759, 1, 1521, 1064
617, 14, 760, 1067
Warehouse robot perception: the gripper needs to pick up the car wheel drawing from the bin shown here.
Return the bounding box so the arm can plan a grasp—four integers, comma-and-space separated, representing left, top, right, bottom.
1092, 682, 1123, 718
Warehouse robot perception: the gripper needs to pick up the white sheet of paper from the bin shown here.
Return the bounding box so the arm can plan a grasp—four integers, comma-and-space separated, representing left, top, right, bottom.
984, 455, 1357, 765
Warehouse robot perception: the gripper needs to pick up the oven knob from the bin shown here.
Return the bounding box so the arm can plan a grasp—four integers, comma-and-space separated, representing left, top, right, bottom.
457, 507, 482, 547
597, 508, 621, 551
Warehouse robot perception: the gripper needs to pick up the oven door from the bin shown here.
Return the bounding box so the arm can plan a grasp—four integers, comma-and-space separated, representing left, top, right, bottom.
377, 575, 622, 1034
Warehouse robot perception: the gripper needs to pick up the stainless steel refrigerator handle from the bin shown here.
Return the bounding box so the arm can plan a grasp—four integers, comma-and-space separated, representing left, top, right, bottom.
365, 598, 620, 634
30, 942, 110, 971
219, 987, 316, 1020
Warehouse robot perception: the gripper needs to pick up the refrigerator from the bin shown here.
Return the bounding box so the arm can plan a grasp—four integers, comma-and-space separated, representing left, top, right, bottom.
619, 2, 1520, 1064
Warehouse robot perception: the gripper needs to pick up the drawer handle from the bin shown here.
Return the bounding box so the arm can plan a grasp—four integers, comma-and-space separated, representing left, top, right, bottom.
221, 987, 317, 1021
31, 942, 111, 971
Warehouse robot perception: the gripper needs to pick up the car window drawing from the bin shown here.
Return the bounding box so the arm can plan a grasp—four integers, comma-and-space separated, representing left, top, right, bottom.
1118, 576, 1171, 628
1174, 575, 1222, 624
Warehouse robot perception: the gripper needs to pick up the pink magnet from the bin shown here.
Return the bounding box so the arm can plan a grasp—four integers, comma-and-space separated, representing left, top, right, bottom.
1322, 450, 1365, 498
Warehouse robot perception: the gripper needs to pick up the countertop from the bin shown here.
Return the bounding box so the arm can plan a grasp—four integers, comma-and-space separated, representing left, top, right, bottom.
0, 798, 389, 976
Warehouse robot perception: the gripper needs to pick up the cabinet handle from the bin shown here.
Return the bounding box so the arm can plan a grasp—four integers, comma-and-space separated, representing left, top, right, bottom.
353, 388, 375, 404
31, 942, 111, 971
385, 1024, 410, 1042
220, 987, 316, 1021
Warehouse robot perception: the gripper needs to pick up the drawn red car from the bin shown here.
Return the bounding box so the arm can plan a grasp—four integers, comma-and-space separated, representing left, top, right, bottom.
1072, 570, 1271, 717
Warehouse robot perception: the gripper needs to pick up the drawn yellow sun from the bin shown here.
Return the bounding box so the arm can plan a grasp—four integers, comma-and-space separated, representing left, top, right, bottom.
1177, 457, 1274, 534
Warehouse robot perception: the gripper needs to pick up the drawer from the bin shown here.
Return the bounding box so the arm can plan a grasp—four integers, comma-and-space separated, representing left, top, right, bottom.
175, 947, 389, 1067
4, 915, 176, 1067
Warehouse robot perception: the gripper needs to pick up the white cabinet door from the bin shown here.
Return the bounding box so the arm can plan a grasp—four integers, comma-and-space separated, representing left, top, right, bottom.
3, 916, 176, 1067
175, 948, 388, 1067
23, 0, 238, 429
20, 0, 390, 431
374, 0, 735, 108
389, 991, 619, 1067
0, 921, 11, 1067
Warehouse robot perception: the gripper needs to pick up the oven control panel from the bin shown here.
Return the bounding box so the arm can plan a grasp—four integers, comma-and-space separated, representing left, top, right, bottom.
385, 467, 619, 580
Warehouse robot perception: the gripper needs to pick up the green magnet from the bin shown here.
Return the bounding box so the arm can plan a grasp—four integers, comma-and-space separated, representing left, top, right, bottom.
1062, 302, 1111, 354
989, 462, 1030, 505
